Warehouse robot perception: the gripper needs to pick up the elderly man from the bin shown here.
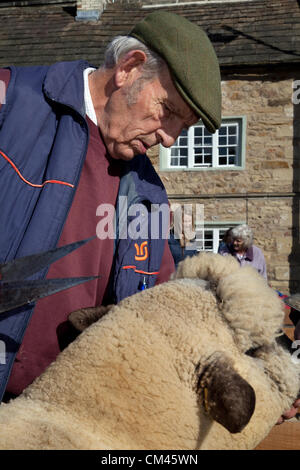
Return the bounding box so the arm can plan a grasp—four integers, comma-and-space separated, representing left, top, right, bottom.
0, 12, 221, 401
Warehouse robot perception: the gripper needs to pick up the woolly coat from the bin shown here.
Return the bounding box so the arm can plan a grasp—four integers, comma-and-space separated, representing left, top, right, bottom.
0, 253, 299, 450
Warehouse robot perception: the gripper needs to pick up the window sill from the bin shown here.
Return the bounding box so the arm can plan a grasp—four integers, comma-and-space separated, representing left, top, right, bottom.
160, 166, 245, 172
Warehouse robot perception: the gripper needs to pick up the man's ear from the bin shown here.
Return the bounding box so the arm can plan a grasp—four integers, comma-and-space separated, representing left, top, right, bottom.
115, 50, 147, 88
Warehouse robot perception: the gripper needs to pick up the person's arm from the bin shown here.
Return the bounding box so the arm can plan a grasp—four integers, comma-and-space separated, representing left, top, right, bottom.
218, 245, 231, 257
155, 238, 175, 285
260, 255, 268, 281
277, 307, 300, 424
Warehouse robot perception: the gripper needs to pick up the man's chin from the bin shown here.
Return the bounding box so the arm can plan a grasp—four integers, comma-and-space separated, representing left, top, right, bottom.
110, 152, 136, 162
110, 146, 144, 161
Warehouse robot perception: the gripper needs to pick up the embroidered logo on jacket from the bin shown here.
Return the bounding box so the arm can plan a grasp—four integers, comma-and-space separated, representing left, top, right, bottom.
134, 241, 148, 261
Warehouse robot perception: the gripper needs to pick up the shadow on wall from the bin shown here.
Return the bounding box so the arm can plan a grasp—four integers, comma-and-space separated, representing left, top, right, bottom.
290, 80, 300, 293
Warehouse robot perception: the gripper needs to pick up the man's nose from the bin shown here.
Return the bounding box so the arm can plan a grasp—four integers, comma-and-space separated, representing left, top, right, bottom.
156, 130, 176, 148
156, 126, 183, 148
157, 115, 185, 147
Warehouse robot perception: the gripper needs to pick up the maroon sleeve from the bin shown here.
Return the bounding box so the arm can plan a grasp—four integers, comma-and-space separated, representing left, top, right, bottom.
155, 238, 175, 285
0, 68, 11, 110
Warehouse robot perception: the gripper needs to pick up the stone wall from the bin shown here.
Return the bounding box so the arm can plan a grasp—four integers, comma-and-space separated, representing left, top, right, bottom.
149, 74, 295, 196
148, 70, 300, 294
77, 0, 106, 11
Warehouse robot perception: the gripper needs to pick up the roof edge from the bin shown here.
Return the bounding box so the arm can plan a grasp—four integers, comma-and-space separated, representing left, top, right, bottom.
0, 0, 74, 8
142, 0, 258, 8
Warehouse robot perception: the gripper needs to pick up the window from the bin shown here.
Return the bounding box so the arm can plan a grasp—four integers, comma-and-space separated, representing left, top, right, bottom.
195, 223, 244, 253
160, 117, 246, 171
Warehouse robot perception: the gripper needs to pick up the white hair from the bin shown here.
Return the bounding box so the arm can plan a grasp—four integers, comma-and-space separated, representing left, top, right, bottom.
231, 224, 253, 249
103, 35, 166, 82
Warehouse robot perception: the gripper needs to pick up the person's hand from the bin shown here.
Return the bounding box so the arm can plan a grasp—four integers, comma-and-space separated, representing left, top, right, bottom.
277, 322, 300, 424
276, 398, 300, 424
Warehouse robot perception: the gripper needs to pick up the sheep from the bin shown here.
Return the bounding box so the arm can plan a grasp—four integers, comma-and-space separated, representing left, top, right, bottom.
0, 252, 299, 450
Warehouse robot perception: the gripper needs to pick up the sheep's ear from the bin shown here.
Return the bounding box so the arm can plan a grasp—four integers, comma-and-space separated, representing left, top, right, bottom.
68, 305, 113, 332
197, 353, 256, 433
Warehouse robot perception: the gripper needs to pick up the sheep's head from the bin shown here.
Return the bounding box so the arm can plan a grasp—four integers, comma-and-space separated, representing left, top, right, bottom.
170, 252, 297, 436
68, 252, 299, 448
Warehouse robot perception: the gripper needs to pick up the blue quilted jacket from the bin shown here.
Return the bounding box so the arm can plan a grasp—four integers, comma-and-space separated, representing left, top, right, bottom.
0, 60, 168, 400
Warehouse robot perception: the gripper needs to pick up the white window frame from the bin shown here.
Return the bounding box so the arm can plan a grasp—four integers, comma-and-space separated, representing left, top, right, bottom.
195, 222, 244, 253
160, 116, 246, 171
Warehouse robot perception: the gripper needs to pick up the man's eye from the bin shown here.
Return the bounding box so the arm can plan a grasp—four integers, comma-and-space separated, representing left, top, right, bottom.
163, 103, 171, 115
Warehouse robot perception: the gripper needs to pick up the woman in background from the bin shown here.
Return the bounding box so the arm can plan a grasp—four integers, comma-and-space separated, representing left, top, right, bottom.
219, 224, 267, 280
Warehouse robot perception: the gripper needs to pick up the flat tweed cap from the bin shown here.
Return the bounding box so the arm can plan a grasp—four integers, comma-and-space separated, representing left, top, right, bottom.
130, 11, 221, 133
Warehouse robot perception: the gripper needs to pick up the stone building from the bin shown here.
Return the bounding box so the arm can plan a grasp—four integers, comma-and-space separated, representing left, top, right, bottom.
0, 0, 299, 297
0, 0, 300, 448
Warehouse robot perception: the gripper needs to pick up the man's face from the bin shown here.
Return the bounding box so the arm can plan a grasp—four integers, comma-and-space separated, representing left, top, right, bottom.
99, 67, 198, 161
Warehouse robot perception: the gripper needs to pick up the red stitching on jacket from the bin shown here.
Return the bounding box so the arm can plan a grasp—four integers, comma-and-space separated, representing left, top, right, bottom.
122, 265, 159, 275
0, 149, 74, 189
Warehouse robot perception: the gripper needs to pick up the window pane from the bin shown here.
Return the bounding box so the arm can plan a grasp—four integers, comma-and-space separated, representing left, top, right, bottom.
219, 157, 227, 165
229, 136, 236, 145
194, 155, 204, 164
194, 127, 203, 136
179, 137, 188, 146
219, 229, 227, 241
180, 148, 188, 157
228, 126, 237, 135
180, 157, 188, 166
219, 126, 226, 136
204, 230, 213, 250
171, 148, 180, 157
219, 137, 227, 146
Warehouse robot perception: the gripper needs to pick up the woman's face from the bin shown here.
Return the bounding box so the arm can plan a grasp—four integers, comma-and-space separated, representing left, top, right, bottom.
232, 238, 246, 253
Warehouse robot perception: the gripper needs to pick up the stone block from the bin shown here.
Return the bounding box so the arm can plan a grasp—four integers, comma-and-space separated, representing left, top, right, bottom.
275, 266, 290, 281
276, 238, 293, 254
261, 161, 289, 169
